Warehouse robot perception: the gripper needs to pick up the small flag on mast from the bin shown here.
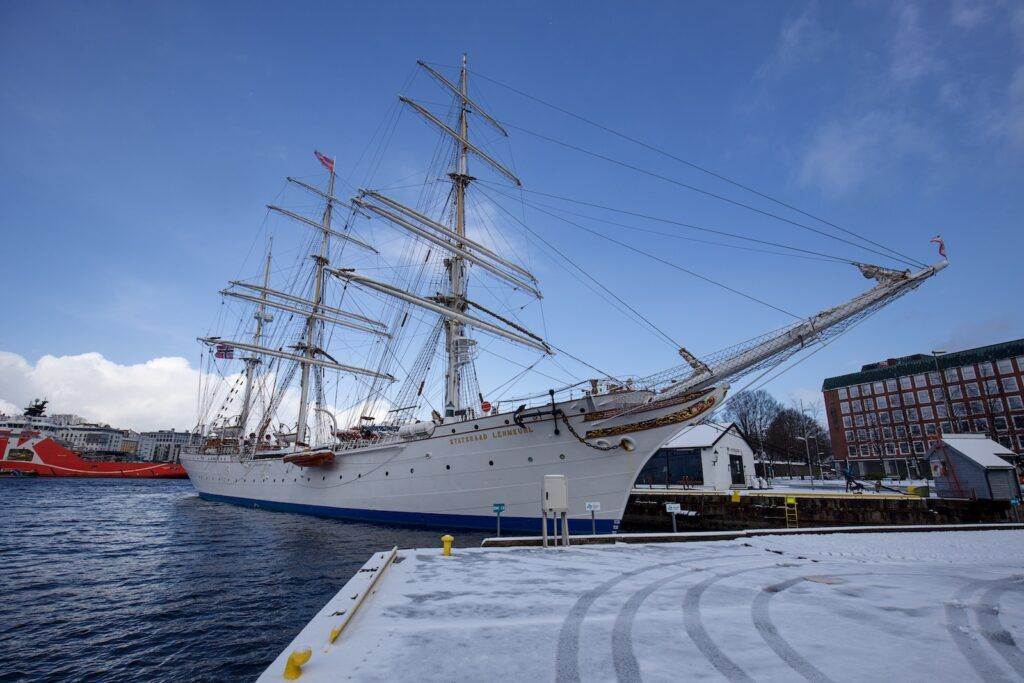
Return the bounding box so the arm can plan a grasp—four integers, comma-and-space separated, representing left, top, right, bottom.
314, 150, 335, 173
930, 235, 947, 259
215, 343, 234, 359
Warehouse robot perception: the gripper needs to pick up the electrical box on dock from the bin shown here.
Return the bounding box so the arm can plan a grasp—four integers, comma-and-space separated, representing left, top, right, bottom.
543, 475, 568, 512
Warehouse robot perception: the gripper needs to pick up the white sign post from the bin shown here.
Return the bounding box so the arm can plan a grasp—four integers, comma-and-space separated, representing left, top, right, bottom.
585, 501, 601, 535
666, 502, 681, 533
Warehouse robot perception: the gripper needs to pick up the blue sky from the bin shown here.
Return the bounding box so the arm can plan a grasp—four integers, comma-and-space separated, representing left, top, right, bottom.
1, 1, 1022, 426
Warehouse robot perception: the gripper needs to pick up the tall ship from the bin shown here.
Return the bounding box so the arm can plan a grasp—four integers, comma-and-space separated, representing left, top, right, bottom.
0, 400, 187, 478
182, 57, 946, 532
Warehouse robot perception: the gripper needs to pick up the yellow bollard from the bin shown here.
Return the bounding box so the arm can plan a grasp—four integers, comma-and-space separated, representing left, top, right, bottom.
441, 534, 454, 556
731, 490, 741, 503
283, 648, 312, 680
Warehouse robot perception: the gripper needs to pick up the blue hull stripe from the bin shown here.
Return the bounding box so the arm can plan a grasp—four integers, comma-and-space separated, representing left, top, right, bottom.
198, 491, 618, 534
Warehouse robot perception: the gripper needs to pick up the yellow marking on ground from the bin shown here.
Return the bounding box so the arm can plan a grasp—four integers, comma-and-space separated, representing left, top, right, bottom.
629, 488, 913, 501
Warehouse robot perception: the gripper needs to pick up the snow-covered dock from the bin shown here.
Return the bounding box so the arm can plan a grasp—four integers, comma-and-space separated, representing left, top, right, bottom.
260, 529, 1024, 681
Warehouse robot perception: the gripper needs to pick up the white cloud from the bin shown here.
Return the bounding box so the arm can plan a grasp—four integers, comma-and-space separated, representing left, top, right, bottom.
987, 64, 1024, 149
757, 5, 832, 80
0, 351, 208, 431
931, 315, 1024, 353
797, 111, 937, 196
950, 0, 991, 29
890, 2, 939, 83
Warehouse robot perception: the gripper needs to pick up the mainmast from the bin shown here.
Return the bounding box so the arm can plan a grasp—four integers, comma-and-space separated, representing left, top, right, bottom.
444, 53, 471, 418
238, 239, 272, 436
296, 159, 335, 444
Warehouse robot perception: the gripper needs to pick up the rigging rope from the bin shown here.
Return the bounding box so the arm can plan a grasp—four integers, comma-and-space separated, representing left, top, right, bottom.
464, 67, 928, 269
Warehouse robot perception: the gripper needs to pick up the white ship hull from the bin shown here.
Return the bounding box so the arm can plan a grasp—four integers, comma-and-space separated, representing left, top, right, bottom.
182, 386, 726, 533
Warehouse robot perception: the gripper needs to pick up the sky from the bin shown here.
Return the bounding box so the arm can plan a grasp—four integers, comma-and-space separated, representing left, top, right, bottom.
1, 1, 1022, 430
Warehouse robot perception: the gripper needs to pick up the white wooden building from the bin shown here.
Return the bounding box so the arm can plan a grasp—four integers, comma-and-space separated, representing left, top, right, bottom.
635, 422, 757, 491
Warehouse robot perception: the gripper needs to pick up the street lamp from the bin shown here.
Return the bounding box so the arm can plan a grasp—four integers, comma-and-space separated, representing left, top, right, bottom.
796, 435, 815, 489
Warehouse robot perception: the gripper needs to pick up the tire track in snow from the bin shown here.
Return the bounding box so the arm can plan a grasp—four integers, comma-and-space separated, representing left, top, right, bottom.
975, 578, 1024, 676
611, 569, 691, 682
751, 577, 833, 683
945, 577, 1020, 683
683, 563, 785, 682
555, 550, 741, 683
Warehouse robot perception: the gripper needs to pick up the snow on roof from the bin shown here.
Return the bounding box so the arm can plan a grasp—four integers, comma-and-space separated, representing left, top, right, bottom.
663, 422, 738, 449
937, 433, 1016, 469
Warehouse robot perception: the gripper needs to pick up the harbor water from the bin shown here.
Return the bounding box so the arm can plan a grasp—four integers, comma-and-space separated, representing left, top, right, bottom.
0, 479, 486, 682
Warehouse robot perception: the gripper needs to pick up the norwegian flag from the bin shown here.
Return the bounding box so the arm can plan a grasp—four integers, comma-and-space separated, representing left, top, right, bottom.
215, 344, 234, 360
930, 235, 947, 259
314, 150, 335, 173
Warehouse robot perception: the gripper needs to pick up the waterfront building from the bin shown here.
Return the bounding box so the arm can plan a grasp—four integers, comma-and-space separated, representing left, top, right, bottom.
634, 422, 756, 490
927, 434, 1021, 500
141, 430, 203, 462
822, 339, 1024, 478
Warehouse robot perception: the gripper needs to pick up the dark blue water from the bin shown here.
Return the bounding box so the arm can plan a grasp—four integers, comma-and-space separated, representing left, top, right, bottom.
0, 479, 486, 682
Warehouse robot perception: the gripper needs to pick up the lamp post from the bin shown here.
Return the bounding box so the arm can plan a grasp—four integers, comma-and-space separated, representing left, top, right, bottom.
796, 436, 814, 489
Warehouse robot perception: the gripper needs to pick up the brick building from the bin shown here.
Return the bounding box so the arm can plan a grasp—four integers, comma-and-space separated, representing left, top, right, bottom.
822, 339, 1024, 478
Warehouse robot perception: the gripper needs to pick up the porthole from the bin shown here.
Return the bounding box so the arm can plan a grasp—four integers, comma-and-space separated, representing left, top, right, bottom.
474, 424, 479, 430
339, 475, 343, 479
385, 471, 389, 476
489, 460, 494, 466
446, 464, 451, 470
579, 407, 586, 413
528, 456, 533, 462
410, 468, 415, 473
322, 476, 325, 480
451, 428, 456, 433
504, 420, 509, 425
559, 453, 566, 460
358, 473, 361, 478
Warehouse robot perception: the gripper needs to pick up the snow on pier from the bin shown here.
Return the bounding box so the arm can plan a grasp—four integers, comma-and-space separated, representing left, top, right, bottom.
261, 530, 1024, 681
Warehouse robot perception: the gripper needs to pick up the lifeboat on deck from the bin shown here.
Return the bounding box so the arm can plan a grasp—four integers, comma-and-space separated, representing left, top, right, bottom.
283, 450, 335, 467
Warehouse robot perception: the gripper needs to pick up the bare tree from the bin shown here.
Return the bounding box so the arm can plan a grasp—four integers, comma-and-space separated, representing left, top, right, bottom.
721, 390, 782, 469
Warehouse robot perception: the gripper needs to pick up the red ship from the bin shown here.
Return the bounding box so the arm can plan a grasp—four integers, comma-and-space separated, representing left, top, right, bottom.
0, 401, 187, 478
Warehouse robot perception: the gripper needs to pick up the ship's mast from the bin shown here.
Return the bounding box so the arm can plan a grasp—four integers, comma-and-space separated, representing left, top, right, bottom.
238, 239, 272, 436
444, 53, 471, 419
296, 168, 335, 444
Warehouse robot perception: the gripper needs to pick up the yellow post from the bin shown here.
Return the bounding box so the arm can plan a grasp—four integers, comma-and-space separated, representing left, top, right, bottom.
731, 490, 741, 503
441, 534, 454, 556
283, 648, 312, 680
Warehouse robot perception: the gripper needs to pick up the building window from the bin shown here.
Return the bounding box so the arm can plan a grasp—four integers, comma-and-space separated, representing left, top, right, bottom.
1007, 396, 1023, 411
867, 413, 878, 426
936, 403, 948, 418
979, 362, 995, 378
903, 392, 916, 405
857, 429, 867, 441
850, 385, 860, 398
896, 425, 907, 438
974, 418, 989, 432
893, 411, 905, 423
921, 406, 934, 420
860, 445, 871, 456
927, 372, 940, 385
910, 424, 922, 437
845, 430, 855, 442
849, 445, 857, 457
851, 400, 863, 412
879, 412, 891, 424
1014, 415, 1024, 430
961, 365, 976, 380
1002, 376, 1019, 392
970, 400, 985, 415
944, 368, 959, 382
985, 379, 1000, 394
989, 398, 1004, 413
840, 402, 850, 414
855, 415, 865, 427
873, 381, 884, 394
882, 426, 893, 439
890, 393, 901, 407
994, 416, 1008, 431
842, 415, 853, 427
912, 441, 924, 454
940, 421, 952, 433
838, 387, 848, 399
932, 388, 944, 402
865, 398, 875, 410
917, 390, 930, 404
861, 383, 873, 396
925, 423, 937, 436
877, 395, 888, 409
899, 442, 911, 455
884, 442, 896, 455
959, 419, 972, 432
913, 374, 927, 388
886, 379, 897, 392
997, 358, 1014, 374
907, 408, 919, 421
965, 383, 981, 398
900, 376, 913, 390
948, 384, 962, 399
952, 402, 966, 417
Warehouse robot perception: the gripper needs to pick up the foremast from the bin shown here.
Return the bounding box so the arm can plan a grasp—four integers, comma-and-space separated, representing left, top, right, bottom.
238, 240, 272, 436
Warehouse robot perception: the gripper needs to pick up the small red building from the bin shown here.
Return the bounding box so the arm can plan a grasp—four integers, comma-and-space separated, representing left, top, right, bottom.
822, 339, 1024, 478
